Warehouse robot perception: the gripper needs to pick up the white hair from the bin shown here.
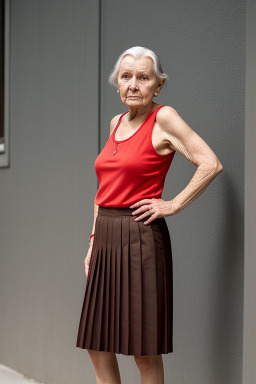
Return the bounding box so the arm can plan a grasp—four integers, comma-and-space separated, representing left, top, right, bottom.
108, 46, 169, 88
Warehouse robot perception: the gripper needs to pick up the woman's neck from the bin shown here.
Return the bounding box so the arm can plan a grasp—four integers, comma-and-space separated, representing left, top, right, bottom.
126, 101, 155, 123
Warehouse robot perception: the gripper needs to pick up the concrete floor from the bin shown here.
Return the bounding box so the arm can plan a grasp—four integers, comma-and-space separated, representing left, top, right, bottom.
0, 364, 44, 384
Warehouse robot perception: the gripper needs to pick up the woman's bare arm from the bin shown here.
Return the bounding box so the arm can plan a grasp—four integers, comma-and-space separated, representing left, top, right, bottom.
91, 201, 99, 234
89, 200, 98, 248
157, 106, 224, 215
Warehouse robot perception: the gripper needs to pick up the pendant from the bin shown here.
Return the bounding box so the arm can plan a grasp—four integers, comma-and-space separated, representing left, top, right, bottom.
113, 143, 118, 156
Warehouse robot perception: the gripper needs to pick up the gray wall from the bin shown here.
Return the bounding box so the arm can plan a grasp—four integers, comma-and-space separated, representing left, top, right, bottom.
0, 1, 100, 383
0, 1, 245, 384
243, 0, 256, 383
102, 1, 244, 383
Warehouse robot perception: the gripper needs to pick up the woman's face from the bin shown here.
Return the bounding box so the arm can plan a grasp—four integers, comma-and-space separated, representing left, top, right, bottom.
117, 55, 164, 108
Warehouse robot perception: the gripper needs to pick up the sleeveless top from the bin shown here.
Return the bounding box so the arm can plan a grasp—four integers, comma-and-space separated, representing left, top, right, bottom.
94, 105, 176, 207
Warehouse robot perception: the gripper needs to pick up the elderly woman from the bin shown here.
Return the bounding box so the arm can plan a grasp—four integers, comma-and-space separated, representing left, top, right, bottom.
76, 46, 223, 384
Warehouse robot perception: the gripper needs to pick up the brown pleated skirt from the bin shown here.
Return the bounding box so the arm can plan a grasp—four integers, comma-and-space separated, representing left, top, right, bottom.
76, 206, 173, 356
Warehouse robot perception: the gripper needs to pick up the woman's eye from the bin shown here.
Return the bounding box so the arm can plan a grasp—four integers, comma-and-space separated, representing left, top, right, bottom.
141, 76, 147, 80
122, 74, 128, 79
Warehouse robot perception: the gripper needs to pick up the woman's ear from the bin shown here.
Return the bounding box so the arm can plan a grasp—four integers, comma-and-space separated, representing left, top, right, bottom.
157, 79, 165, 93
160, 79, 166, 90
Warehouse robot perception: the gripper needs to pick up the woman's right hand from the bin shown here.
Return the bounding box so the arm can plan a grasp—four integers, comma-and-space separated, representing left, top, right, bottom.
84, 240, 94, 278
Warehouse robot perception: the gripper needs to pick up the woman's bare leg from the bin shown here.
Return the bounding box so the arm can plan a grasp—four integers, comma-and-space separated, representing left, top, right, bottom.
134, 354, 164, 384
87, 350, 121, 384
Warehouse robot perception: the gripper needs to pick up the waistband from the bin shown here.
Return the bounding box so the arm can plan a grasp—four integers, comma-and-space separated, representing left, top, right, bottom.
98, 206, 139, 217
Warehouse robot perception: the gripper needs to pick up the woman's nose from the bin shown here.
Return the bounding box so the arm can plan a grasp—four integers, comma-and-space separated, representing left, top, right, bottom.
129, 77, 138, 90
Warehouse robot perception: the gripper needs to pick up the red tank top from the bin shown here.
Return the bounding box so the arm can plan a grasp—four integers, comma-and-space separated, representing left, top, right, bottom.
94, 105, 176, 207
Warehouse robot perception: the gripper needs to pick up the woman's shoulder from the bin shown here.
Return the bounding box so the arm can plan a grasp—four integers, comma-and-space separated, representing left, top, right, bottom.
155, 105, 181, 139
157, 105, 178, 119
109, 113, 123, 136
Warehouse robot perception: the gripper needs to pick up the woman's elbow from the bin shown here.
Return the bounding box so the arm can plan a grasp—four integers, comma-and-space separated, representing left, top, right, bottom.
204, 157, 223, 174
213, 159, 224, 173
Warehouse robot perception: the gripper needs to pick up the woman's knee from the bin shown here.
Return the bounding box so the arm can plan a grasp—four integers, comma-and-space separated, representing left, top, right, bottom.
134, 354, 162, 374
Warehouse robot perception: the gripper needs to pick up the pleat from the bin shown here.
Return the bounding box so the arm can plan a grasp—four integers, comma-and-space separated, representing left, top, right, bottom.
128, 217, 142, 355
120, 216, 130, 355
91, 216, 107, 350
76, 215, 103, 350
151, 219, 169, 353
84, 245, 102, 348
138, 219, 158, 355
75, 244, 99, 348
76, 209, 173, 356
113, 217, 121, 353
109, 217, 117, 352
163, 219, 173, 352
101, 216, 113, 350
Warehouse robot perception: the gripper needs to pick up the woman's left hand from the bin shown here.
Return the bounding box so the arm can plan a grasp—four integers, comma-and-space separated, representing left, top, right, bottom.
129, 198, 179, 225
